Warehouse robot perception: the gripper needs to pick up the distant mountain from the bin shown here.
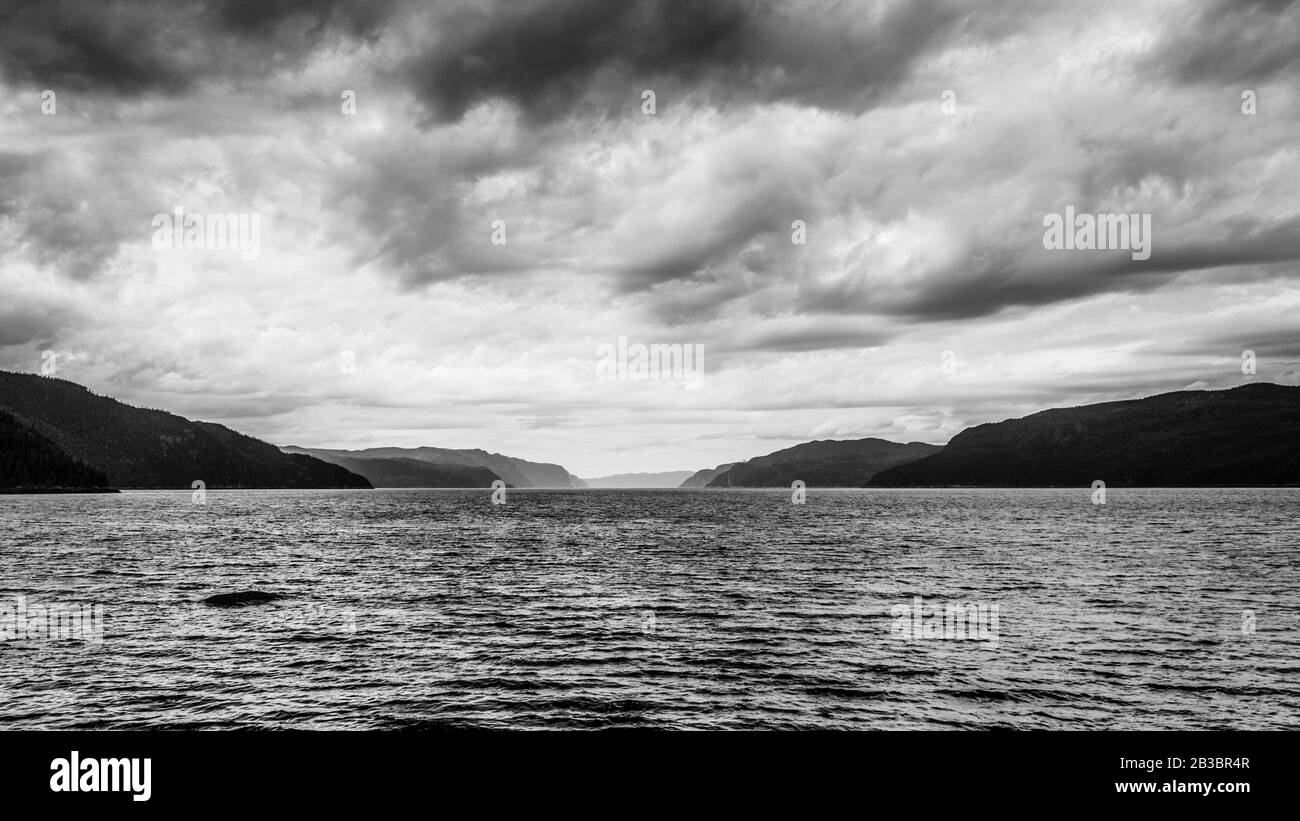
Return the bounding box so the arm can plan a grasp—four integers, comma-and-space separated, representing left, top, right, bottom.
283, 446, 587, 488
0, 371, 371, 489
871, 383, 1300, 487
706, 439, 941, 487
678, 463, 736, 488
285, 452, 501, 488
0, 409, 115, 491
582, 471, 694, 488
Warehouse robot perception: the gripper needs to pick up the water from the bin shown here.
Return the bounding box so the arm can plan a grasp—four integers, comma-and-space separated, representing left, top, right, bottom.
1, 488, 1298, 729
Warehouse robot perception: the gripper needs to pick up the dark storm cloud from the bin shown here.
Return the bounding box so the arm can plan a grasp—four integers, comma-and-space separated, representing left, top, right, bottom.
0, 146, 158, 280
336, 130, 556, 284
0, 0, 398, 95
616, 194, 809, 292
408, 0, 1016, 123
1145, 0, 1300, 85
802, 213, 1300, 322
1200, 326, 1300, 358
0, 302, 75, 346
215, 0, 397, 38
0, 0, 192, 94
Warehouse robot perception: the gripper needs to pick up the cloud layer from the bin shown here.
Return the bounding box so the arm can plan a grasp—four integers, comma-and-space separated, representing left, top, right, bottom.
2, 0, 1297, 475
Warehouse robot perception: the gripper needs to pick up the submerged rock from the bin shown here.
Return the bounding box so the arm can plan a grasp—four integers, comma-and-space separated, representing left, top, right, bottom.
202, 590, 285, 607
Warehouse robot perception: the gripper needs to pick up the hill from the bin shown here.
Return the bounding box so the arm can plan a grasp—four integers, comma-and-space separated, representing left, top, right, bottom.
0, 409, 116, 491
0, 371, 371, 489
678, 463, 737, 488
288, 453, 501, 488
705, 439, 941, 487
870, 383, 1300, 486
284, 446, 586, 488
582, 471, 695, 488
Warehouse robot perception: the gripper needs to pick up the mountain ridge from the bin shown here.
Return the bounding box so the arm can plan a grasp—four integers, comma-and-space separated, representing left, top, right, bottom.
0, 371, 371, 490
283, 445, 587, 488
294, 453, 503, 488
5, 371, 1294, 491
704, 439, 942, 487
871, 382, 1300, 487
582, 471, 695, 488
678, 463, 737, 488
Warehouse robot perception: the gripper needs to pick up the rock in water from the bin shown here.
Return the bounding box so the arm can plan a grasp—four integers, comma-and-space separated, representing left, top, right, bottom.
202, 591, 285, 607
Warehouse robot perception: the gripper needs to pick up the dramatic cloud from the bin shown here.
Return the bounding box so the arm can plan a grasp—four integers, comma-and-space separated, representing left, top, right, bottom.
405, 0, 1013, 123
1144, 0, 1300, 85
0, 0, 397, 95
1, 0, 1297, 475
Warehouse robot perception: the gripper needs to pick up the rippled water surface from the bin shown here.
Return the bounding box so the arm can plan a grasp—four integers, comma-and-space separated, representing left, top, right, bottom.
2, 488, 1298, 729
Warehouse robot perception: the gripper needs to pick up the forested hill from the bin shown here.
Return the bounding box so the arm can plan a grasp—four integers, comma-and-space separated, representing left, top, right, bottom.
0, 409, 115, 490
705, 439, 942, 487
0, 371, 371, 489
871, 383, 1300, 487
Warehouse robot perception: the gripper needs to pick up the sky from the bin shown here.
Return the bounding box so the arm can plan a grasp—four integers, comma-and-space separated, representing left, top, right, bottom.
1, 0, 1298, 477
